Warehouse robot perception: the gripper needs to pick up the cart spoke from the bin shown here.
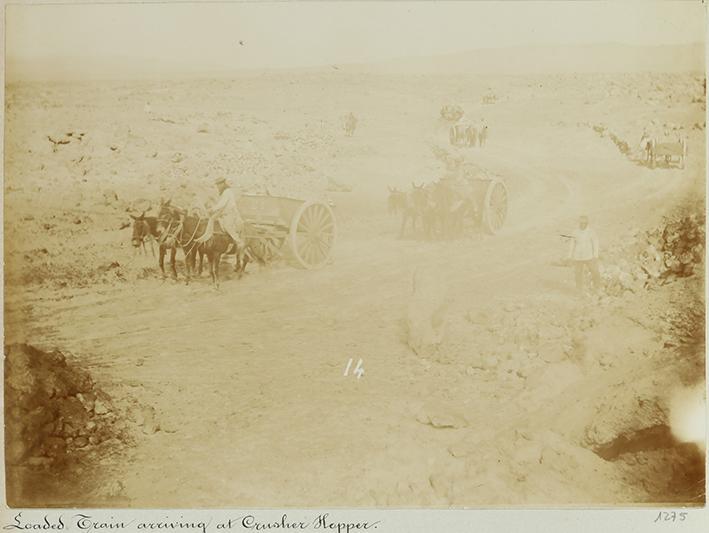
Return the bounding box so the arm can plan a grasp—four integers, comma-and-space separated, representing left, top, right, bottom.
299, 236, 314, 254
297, 220, 313, 234
300, 242, 313, 263
306, 240, 322, 264
308, 245, 323, 264
309, 205, 327, 229
314, 238, 328, 259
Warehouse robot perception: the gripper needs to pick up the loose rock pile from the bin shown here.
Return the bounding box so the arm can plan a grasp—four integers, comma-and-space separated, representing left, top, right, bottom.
4, 344, 130, 466
639, 214, 705, 283
602, 212, 705, 296
602, 260, 647, 296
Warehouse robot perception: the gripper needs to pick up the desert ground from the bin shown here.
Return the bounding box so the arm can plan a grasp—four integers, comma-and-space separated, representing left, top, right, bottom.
3, 68, 706, 507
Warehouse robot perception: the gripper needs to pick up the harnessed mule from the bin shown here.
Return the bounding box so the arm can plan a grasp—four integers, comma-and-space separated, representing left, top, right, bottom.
388, 183, 430, 239
130, 213, 158, 256
158, 201, 247, 288
155, 201, 184, 281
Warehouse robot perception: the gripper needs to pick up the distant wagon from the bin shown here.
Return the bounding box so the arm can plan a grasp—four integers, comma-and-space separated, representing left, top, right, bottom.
440, 104, 465, 122
640, 127, 688, 169
649, 138, 688, 169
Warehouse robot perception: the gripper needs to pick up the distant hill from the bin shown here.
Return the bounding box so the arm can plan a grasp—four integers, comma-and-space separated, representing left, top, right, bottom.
366, 43, 706, 75
5, 54, 190, 83
6, 43, 705, 82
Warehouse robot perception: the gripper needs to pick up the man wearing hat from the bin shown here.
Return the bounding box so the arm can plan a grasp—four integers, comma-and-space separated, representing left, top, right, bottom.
208, 176, 246, 252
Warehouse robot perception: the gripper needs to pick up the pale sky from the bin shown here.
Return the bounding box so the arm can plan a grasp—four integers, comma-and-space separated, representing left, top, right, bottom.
5, 1, 707, 75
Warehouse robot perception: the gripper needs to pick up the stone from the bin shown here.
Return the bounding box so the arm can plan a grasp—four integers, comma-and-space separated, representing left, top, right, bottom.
42, 436, 67, 458
27, 456, 54, 467
74, 436, 89, 448
515, 366, 530, 379
62, 422, 78, 437
77, 392, 96, 413
140, 406, 160, 435
416, 402, 468, 429
93, 399, 110, 415
42, 421, 59, 435
101, 480, 125, 499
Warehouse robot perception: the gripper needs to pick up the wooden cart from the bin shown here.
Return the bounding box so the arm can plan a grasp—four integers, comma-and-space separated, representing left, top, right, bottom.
237, 194, 337, 269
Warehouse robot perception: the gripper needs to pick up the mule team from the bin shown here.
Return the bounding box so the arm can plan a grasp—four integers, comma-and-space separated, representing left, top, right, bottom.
388, 176, 481, 240
131, 112, 359, 288
130, 177, 253, 289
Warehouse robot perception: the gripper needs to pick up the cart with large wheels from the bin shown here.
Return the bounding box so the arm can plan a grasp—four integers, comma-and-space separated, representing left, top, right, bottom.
237, 194, 337, 269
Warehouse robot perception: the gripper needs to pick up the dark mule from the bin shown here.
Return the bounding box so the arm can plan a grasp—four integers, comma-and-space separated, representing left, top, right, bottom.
155, 201, 183, 280
130, 213, 158, 256
388, 183, 429, 239
187, 215, 248, 289
158, 201, 247, 288
387, 186, 407, 215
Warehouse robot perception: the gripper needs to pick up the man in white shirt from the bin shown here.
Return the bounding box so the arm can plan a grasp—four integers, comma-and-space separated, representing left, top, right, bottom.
568, 215, 601, 292
209, 177, 246, 249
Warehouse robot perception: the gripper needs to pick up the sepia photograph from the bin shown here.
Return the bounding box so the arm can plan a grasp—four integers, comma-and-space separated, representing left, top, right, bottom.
2, 0, 707, 511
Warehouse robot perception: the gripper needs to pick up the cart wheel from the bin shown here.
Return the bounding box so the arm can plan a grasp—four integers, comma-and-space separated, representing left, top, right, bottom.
289, 200, 337, 269
482, 180, 508, 235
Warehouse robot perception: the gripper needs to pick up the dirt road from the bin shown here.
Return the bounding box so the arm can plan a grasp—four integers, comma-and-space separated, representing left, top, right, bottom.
3, 73, 705, 506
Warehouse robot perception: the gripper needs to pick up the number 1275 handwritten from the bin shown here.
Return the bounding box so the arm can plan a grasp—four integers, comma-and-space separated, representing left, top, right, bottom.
654, 511, 688, 523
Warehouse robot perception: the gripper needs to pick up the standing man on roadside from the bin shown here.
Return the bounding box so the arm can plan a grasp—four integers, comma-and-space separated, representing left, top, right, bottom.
568, 215, 601, 293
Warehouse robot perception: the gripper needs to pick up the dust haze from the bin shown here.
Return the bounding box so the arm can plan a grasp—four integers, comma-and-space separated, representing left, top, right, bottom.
2, 1, 707, 508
